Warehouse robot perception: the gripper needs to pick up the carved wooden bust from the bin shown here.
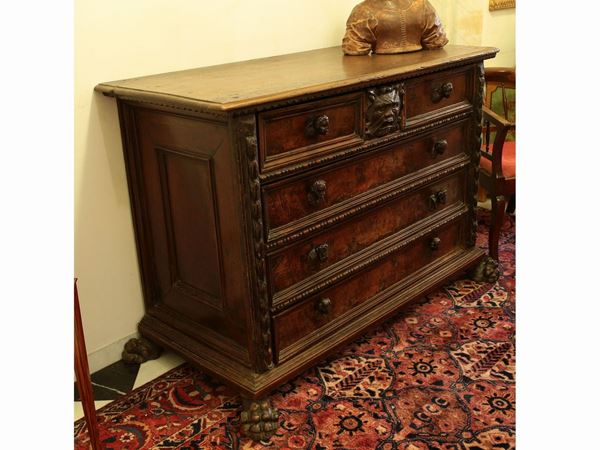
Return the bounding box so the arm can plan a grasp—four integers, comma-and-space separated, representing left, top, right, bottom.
343, 0, 449, 55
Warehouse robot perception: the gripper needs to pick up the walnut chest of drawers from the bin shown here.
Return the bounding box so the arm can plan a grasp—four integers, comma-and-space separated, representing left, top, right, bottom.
96, 45, 498, 434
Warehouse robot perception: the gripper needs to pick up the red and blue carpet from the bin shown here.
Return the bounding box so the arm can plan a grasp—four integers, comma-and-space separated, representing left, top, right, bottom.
75, 210, 515, 449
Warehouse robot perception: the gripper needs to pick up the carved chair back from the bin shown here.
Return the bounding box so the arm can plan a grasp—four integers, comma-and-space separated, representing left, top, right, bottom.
479, 67, 516, 260
482, 67, 516, 180
484, 67, 516, 122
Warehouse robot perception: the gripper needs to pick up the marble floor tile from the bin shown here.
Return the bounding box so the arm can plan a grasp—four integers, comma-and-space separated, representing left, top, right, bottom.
133, 351, 184, 389
74, 360, 140, 401
74, 351, 184, 423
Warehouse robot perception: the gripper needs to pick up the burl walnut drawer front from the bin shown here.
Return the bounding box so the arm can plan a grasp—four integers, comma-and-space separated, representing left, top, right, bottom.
273, 214, 467, 360
267, 170, 466, 296
263, 121, 468, 236
404, 67, 471, 124
258, 92, 364, 171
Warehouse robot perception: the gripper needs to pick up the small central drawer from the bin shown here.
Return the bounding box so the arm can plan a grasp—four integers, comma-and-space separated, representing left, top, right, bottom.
267, 170, 466, 296
404, 67, 472, 125
273, 214, 467, 361
258, 92, 364, 171
263, 120, 468, 237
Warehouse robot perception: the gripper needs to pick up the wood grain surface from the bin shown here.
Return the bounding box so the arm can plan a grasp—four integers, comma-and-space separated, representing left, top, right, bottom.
96, 45, 498, 111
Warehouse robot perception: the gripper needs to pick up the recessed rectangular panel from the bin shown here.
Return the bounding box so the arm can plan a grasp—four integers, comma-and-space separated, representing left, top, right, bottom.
131, 108, 250, 340
158, 148, 222, 305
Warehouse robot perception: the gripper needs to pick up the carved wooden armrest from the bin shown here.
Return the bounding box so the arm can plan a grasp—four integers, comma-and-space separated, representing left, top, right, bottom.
482, 105, 515, 160
482, 105, 515, 130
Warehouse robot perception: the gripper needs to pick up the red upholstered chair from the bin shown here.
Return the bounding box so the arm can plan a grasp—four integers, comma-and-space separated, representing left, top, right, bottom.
479, 67, 516, 260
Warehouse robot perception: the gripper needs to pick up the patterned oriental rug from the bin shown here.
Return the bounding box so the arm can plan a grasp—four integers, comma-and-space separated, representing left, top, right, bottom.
75, 210, 515, 449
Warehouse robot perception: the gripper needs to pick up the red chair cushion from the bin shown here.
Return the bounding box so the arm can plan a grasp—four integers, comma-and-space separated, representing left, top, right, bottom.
480, 141, 516, 179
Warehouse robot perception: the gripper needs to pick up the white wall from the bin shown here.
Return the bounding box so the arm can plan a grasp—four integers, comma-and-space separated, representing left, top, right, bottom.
432, 0, 515, 67
75, 0, 361, 372
75, 0, 515, 371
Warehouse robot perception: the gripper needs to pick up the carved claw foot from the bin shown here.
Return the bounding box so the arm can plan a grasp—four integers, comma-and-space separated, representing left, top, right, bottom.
121, 337, 162, 364
240, 398, 279, 442
470, 256, 501, 283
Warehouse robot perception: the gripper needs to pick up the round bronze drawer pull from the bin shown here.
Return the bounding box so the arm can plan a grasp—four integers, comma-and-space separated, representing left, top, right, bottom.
429, 237, 441, 250
436, 190, 447, 204
305, 114, 330, 137
431, 82, 454, 103
308, 243, 329, 263
431, 139, 448, 158
316, 297, 332, 315
428, 189, 447, 210
308, 179, 327, 206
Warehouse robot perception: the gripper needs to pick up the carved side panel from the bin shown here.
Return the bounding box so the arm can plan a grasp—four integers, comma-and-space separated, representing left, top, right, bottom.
155, 146, 224, 309
468, 63, 485, 247
365, 84, 403, 138
237, 115, 274, 372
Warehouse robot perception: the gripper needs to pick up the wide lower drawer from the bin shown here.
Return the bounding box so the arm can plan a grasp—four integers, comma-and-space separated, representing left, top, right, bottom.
263, 120, 469, 237
404, 66, 472, 126
273, 213, 467, 360
267, 169, 467, 297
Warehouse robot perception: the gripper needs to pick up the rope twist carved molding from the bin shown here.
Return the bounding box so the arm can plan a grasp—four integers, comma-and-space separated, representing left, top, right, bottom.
238, 115, 273, 372
469, 63, 485, 247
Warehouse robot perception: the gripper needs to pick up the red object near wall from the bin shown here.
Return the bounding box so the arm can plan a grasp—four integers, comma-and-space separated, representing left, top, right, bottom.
74, 279, 102, 450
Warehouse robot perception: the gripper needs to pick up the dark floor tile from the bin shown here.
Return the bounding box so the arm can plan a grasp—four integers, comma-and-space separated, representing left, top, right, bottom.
75, 382, 123, 401
75, 360, 140, 401
92, 360, 140, 393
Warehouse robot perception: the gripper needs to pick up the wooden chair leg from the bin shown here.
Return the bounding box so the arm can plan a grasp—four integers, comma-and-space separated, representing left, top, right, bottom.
477, 185, 488, 203
489, 195, 506, 261
506, 194, 516, 215
74, 280, 102, 450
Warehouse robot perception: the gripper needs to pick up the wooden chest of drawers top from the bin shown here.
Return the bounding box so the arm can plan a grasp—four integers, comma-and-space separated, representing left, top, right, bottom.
96, 45, 497, 112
